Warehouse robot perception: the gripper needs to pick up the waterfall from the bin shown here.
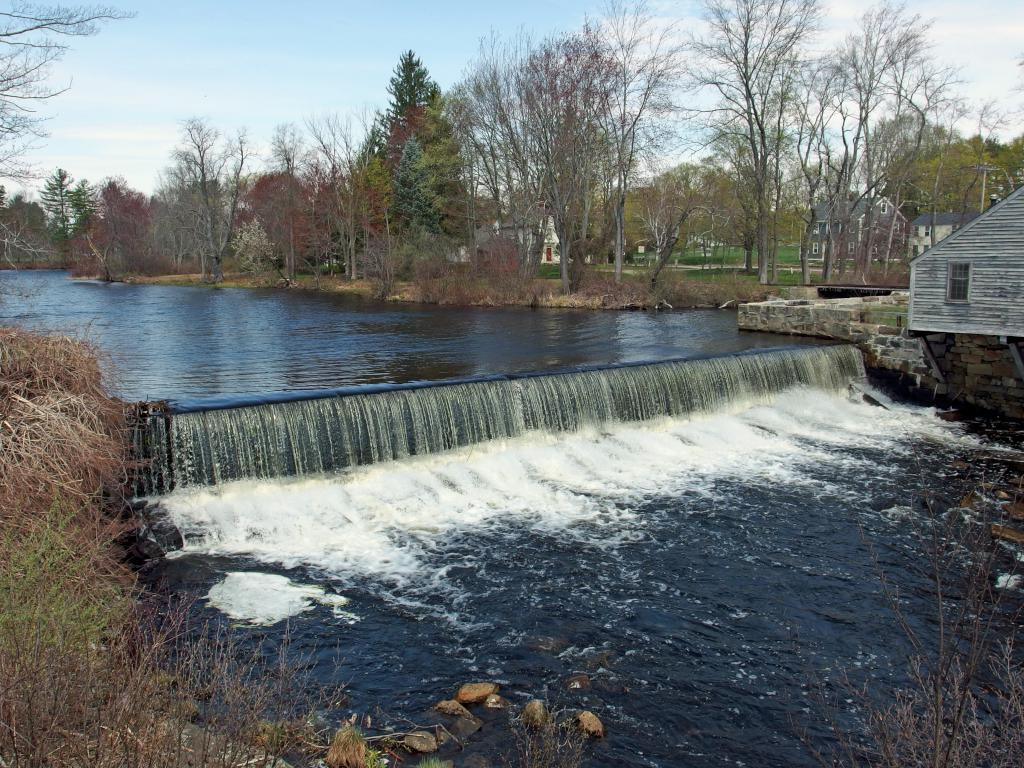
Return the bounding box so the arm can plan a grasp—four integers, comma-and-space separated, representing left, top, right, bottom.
133, 345, 864, 494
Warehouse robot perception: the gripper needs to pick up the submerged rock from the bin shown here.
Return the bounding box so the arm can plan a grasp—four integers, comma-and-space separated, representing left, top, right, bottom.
456, 682, 498, 705
576, 710, 605, 738
992, 524, 1024, 545
448, 715, 482, 739
522, 700, 549, 728
526, 635, 570, 654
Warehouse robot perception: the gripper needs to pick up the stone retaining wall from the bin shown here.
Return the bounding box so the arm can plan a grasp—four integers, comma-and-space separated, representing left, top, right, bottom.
738, 294, 1024, 419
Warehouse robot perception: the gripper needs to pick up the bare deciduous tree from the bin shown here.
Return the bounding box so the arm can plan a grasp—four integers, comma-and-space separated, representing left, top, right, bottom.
0, 3, 127, 181
305, 113, 372, 281
600, 0, 683, 283
522, 28, 614, 293
636, 163, 707, 288
170, 118, 250, 282
691, 0, 821, 285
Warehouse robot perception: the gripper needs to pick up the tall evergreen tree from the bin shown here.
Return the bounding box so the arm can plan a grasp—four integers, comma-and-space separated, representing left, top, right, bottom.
40, 168, 75, 249
386, 50, 440, 134
69, 179, 96, 236
392, 137, 439, 233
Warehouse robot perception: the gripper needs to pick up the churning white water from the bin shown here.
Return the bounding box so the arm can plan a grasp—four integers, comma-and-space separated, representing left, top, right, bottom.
136, 345, 865, 492
159, 387, 973, 621
206, 572, 357, 625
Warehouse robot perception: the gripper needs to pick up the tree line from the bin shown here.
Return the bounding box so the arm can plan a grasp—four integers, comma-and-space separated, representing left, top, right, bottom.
5, 0, 1024, 292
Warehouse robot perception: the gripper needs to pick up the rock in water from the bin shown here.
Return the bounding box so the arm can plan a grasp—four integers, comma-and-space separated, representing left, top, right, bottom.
576, 711, 605, 738
403, 731, 438, 753
434, 699, 474, 718
456, 682, 499, 704
522, 700, 549, 728
449, 716, 482, 739
1005, 501, 1024, 521
992, 524, 1024, 545
484, 693, 510, 709
565, 673, 591, 690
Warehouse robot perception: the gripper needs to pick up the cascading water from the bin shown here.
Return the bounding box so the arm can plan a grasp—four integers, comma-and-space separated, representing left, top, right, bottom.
133, 345, 865, 494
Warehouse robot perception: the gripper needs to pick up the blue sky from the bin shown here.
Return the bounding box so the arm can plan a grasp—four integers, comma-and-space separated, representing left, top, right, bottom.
18, 0, 1024, 195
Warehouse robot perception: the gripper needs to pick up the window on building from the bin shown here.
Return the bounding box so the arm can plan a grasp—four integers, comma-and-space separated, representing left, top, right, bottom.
924, 226, 931, 237
847, 241, 854, 253
947, 262, 970, 302
812, 241, 819, 255
880, 201, 888, 214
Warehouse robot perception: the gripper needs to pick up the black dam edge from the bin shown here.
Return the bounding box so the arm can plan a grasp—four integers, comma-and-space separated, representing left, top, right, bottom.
159, 343, 853, 415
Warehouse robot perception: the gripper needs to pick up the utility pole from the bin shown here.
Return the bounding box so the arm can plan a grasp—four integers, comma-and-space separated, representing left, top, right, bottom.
973, 164, 999, 212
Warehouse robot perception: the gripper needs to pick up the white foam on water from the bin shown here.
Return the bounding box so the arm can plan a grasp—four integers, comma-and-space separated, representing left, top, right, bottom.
206, 571, 355, 625
995, 573, 1023, 591
162, 387, 973, 600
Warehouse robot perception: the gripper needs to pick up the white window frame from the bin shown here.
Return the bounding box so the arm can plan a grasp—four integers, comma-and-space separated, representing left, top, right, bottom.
946, 261, 971, 303
880, 201, 888, 215
811, 241, 819, 255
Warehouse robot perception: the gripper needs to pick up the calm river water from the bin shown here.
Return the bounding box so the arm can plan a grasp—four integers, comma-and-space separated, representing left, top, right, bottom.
2, 269, 1020, 767
0, 270, 818, 401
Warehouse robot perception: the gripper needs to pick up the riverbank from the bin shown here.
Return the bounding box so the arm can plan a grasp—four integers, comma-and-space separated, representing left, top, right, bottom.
0, 328, 306, 767
123, 269, 778, 310
738, 294, 1024, 420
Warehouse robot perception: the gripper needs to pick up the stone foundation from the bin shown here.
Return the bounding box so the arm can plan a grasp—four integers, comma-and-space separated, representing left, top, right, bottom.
738, 294, 1024, 420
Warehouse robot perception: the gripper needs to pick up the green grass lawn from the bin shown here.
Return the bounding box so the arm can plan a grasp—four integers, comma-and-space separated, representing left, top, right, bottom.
676, 267, 805, 286
664, 245, 803, 268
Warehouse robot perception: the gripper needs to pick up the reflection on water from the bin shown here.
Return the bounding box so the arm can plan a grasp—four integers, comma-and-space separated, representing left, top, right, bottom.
0, 270, 821, 400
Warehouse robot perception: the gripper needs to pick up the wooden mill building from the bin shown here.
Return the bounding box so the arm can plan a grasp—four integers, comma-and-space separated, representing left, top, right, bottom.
909, 185, 1024, 418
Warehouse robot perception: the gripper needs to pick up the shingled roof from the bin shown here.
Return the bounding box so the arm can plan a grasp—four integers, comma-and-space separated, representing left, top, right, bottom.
909, 185, 1024, 263
909, 211, 980, 228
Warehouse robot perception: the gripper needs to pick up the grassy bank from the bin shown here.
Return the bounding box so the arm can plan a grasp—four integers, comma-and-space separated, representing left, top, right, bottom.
127, 266, 781, 310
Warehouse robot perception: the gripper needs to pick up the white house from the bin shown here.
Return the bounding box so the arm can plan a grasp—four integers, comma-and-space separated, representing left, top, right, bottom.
906, 211, 979, 259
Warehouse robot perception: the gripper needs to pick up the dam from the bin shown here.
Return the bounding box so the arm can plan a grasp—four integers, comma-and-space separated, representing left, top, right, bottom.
132, 344, 865, 493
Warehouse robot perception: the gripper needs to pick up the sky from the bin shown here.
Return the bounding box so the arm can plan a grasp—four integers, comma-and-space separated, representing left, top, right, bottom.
16, 0, 1024, 196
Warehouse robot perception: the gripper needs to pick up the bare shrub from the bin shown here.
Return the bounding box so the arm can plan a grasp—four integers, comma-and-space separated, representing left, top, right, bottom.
656, 272, 773, 308
506, 708, 586, 768
362, 236, 400, 300
809, 486, 1024, 767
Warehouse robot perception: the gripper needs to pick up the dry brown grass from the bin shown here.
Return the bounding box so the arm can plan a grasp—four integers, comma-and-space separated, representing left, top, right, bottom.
0, 327, 341, 768
324, 725, 368, 768
0, 328, 127, 518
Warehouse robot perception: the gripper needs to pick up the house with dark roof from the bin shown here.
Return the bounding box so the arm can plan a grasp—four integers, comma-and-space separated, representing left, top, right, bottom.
908, 185, 1024, 418
906, 211, 980, 258
807, 197, 906, 266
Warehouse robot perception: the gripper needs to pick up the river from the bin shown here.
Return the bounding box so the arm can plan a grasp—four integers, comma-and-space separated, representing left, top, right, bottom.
0, 269, 818, 401
2, 269, 1020, 767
